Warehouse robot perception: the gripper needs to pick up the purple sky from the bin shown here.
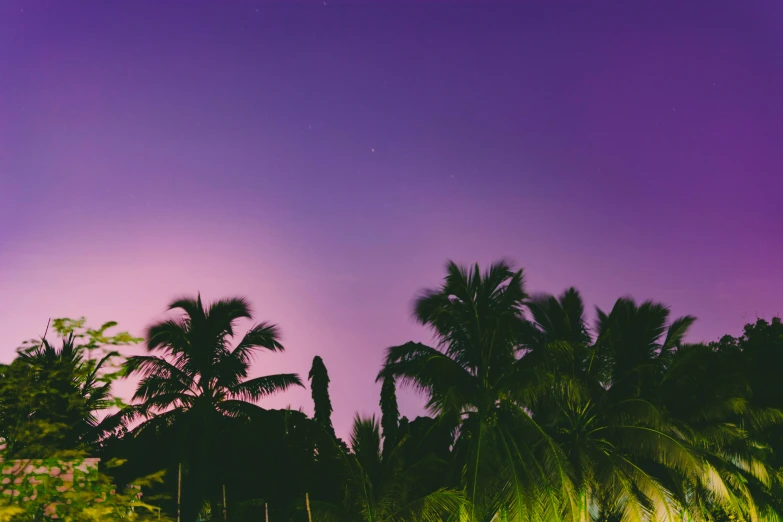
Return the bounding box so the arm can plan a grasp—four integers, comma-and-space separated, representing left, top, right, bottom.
1, 0, 782, 437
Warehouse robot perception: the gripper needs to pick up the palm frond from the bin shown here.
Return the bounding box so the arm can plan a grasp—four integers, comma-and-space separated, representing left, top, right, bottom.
383, 342, 476, 414
145, 318, 190, 353
232, 322, 285, 366
227, 373, 303, 402
661, 315, 697, 353
217, 399, 265, 420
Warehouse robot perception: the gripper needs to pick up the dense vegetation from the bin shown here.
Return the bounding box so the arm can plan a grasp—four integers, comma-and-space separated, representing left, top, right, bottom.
1, 260, 782, 522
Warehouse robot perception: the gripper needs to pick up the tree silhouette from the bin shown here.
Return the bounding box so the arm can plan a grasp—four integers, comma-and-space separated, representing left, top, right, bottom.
121, 294, 302, 519
0, 335, 121, 457
379, 371, 399, 460
7, 265, 783, 522
311, 415, 464, 522
309, 355, 336, 439
382, 260, 574, 521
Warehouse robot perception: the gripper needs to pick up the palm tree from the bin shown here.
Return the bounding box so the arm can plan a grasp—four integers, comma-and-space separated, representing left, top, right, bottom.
122, 294, 303, 519
527, 291, 780, 522
381, 260, 774, 522
595, 297, 696, 401
526, 291, 711, 522
381, 260, 574, 521
0, 334, 117, 457
312, 414, 465, 522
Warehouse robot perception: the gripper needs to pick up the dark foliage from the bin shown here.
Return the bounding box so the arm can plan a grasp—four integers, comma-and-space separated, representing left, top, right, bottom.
5, 270, 783, 522
379, 371, 400, 460
309, 355, 336, 439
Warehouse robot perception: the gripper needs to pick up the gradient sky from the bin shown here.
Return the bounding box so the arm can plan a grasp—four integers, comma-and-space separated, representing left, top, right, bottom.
1, 0, 782, 437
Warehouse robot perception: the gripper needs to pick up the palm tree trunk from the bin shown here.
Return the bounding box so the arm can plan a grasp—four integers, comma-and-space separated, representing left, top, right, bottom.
265, 502, 269, 522
306, 492, 312, 522
177, 463, 182, 522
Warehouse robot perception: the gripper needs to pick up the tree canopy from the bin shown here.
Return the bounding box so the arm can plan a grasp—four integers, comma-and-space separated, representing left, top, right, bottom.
3, 263, 783, 522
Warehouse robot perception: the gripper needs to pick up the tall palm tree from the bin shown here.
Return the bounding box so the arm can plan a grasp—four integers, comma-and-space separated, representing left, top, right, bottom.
122, 294, 303, 519
524, 290, 689, 522
125, 294, 302, 423
528, 291, 780, 522
312, 415, 465, 522
382, 260, 574, 522
595, 298, 695, 401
